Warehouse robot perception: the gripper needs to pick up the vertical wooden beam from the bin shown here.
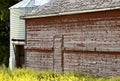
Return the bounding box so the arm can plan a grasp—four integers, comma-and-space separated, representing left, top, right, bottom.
61, 35, 64, 72
53, 35, 63, 72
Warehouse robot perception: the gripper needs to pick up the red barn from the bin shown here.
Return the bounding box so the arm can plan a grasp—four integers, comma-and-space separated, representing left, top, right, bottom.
23, 0, 120, 76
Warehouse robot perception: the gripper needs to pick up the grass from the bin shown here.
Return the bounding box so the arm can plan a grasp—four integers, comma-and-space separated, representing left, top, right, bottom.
0, 65, 120, 81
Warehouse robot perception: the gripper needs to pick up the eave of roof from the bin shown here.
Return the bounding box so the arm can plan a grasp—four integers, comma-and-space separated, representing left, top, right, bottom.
21, 6, 120, 19
21, 0, 120, 19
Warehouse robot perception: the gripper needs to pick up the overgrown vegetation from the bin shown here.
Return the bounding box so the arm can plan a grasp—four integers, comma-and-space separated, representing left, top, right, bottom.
0, 66, 120, 81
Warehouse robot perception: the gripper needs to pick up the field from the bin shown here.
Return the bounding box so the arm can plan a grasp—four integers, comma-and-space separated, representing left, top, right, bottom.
0, 66, 120, 81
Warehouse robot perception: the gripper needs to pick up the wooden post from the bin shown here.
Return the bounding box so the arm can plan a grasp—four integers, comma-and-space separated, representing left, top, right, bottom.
53, 35, 63, 72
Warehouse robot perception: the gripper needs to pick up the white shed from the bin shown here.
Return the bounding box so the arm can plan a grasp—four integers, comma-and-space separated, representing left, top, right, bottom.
9, 0, 50, 70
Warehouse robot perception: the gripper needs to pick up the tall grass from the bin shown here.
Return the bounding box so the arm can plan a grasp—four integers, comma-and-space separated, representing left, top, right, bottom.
0, 65, 120, 81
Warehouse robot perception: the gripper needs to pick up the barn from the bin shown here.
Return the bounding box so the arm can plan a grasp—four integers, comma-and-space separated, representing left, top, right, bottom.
22, 0, 120, 76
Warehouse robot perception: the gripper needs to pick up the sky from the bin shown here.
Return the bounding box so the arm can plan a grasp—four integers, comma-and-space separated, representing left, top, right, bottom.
35, 0, 50, 5
10, 0, 50, 8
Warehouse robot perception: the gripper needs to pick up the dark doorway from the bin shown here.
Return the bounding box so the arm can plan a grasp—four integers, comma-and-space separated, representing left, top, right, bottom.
15, 45, 25, 68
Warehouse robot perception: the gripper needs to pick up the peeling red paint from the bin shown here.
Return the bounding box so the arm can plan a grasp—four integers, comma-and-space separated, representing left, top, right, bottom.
25, 10, 120, 76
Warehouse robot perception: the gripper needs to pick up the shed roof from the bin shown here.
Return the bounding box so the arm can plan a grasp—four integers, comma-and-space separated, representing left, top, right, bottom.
9, 0, 50, 9
24, 0, 120, 18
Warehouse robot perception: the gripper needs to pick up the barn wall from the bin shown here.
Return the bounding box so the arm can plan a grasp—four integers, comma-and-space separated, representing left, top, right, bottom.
64, 51, 120, 76
25, 10, 120, 76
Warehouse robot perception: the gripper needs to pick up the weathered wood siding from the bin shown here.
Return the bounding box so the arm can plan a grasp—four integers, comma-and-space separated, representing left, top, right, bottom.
25, 10, 120, 76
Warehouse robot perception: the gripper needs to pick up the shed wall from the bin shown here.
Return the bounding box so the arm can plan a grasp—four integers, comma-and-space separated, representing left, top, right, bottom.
10, 8, 35, 69
10, 8, 26, 69
25, 10, 120, 76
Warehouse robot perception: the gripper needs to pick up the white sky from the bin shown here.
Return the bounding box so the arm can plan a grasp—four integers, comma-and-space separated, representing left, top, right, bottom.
35, 0, 50, 5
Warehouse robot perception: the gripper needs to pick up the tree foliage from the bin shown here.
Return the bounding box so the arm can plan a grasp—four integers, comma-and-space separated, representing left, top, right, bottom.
0, 0, 21, 66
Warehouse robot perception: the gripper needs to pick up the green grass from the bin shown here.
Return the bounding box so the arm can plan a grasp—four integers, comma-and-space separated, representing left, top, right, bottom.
0, 65, 120, 81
